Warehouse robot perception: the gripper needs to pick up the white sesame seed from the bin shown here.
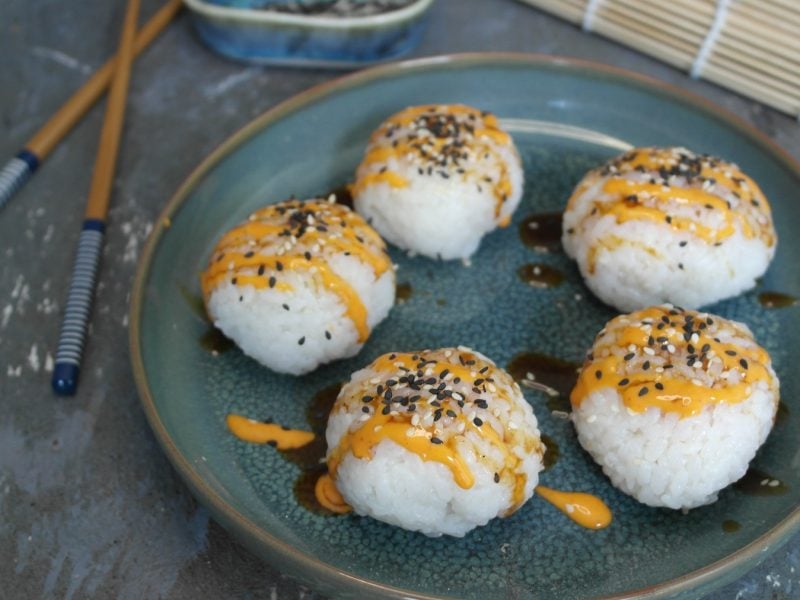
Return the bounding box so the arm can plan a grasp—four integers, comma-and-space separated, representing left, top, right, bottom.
644, 347, 656, 356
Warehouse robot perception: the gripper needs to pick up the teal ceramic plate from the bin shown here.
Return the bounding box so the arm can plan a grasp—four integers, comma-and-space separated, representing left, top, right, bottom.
130, 54, 800, 599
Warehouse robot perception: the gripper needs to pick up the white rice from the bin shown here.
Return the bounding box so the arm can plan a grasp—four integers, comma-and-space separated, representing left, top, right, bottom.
573, 383, 776, 509
562, 147, 776, 312
326, 348, 544, 536
203, 199, 395, 375
207, 258, 394, 375
571, 306, 780, 509
353, 105, 524, 260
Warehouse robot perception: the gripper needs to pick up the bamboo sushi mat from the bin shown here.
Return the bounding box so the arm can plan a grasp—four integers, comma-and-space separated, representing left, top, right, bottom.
516, 0, 800, 118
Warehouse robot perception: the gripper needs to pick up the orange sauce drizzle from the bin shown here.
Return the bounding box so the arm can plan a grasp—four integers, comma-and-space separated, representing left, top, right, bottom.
314, 473, 351, 514
598, 180, 744, 242
568, 148, 774, 246
354, 105, 515, 217
226, 414, 315, 450
536, 486, 612, 529
203, 254, 371, 341
327, 412, 476, 489
571, 306, 773, 417
202, 201, 391, 343
327, 352, 538, 514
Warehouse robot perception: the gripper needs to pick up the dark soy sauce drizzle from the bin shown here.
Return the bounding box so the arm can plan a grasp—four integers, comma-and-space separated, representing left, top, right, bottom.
178, 284, 236, 354
321, 184, 354, 209
517, 263, 565, 288
508, 353, 579, 410
776, 401, 789, 426
519, 212, 563, 253
396, 282, 413, 303
758, 291, 798, 308
541, 434, 560, 471
179, 284, 207, 320
288, 383, 342, 514
733, 468, 788, 496
722, 519, 741, 533
199, 328, 235, 354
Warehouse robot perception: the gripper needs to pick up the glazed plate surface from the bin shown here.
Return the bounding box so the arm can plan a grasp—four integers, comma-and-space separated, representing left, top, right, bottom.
131, 54, 800, 599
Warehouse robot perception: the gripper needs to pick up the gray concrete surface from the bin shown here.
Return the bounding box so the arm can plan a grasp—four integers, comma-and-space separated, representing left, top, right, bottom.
1, 0, 799, 597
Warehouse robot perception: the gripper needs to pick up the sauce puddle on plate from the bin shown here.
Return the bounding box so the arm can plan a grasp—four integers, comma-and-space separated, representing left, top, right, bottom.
518, 263, 565, 288
758, 291, 797, 308
179, 284, 236, 354
396, 282, 413, 303
722, 519, 741, 533
519, 212, 563, 253
507, 352, 579, 413
541, 434, 560, 471
733, 468, 788, 496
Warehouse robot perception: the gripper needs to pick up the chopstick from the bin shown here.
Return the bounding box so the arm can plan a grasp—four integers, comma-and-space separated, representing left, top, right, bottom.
52, 0, 141, 396
0, 0, 181, 213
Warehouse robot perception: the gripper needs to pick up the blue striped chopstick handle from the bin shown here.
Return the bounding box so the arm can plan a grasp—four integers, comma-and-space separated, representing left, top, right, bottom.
52, 219, 105, 396
0, 150, 39, 211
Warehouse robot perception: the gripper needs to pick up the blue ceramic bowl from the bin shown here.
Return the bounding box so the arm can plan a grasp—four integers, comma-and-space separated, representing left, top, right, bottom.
184, 0, 436, 68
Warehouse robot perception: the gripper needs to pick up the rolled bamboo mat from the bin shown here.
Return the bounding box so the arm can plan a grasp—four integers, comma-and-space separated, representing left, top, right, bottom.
516, 0, 800, 118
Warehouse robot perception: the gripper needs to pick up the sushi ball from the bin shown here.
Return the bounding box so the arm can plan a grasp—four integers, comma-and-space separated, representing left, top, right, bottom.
571, 305, 779, 510
352, 104, 524, 260
325, 347, 544, 537
562, 147, 776, 311
200, 198, 395, 375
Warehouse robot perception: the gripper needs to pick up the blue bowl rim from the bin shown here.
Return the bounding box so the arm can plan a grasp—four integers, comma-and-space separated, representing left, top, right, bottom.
184, 0, 436, 29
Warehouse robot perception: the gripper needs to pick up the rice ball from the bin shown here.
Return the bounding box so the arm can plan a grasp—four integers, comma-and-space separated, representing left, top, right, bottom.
571, 305, 779, 510
325, 347, 544, 536
201, 198, 395, 375
562, 147, 777, 311
352, 104, 524, 260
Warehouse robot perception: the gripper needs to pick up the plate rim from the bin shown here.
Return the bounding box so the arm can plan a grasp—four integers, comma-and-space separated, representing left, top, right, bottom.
129, 51, 800, 599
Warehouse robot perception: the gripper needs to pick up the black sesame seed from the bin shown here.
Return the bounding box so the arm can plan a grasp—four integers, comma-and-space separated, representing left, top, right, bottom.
430, 437, 443, 445
257, 265, 265, 276
446, 410, 457, 418
473, 417, 483, 426
624, 352, 635, 361
268, 276, 276, 288
381, 405, 390, 415
325, 330, 331, 340
739, 358, 749, 370
494, 473, 500, 483
595, 370, 603, 380
282, 304, 290, 311
655, 382, 664, 390
361, 406, 370, 413
618, 378, 630, 386
362, 395, 373, 403
638, 387, 649, 397
643, 361, 650, 370
725, 350, 737, 356
297, 336, 305, 345
475, 399, 488, 409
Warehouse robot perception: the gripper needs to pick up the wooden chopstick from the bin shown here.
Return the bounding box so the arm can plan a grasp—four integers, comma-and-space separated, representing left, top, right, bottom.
52, 0, 141, 396
0, 0, 181, 213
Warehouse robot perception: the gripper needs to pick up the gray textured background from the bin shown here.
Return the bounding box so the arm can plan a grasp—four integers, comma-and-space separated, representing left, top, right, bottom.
1, 0, 799, 597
